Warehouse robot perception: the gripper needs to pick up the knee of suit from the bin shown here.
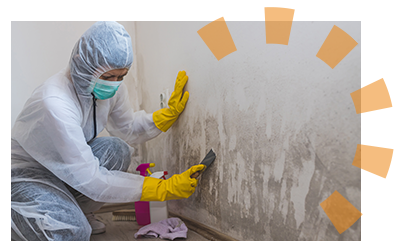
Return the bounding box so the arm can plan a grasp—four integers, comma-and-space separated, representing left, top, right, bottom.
88, 136, 132, 172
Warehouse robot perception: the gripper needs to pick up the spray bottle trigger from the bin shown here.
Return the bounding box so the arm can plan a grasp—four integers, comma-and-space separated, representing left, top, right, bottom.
146, 163, 155, 176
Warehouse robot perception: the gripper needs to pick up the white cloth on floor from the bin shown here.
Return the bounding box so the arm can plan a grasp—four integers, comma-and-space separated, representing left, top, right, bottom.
134, 218, 188, 240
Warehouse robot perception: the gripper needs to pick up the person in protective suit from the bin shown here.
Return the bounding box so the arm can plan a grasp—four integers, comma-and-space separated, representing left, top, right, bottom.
11, 21, 205, 241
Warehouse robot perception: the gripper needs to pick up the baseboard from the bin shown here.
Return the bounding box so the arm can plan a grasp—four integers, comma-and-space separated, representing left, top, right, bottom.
169, 211, 237, 241
95, 203, 237, 241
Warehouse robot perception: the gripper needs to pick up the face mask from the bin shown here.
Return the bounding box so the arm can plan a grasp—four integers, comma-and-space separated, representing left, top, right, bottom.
92, 78, 122, 100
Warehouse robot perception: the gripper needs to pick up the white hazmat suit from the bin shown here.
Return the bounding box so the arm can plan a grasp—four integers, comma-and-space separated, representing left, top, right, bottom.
11, 21, 161, 240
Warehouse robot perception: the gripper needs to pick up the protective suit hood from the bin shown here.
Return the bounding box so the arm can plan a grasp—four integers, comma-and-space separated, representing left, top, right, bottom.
69, 21, 133, 97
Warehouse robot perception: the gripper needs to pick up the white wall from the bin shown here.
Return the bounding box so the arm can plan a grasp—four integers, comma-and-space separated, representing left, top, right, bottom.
135, 21, 361, 240
11, 21, 96, 127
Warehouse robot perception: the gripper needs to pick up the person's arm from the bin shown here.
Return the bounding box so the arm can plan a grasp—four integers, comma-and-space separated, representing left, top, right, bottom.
106, 83, 162, 145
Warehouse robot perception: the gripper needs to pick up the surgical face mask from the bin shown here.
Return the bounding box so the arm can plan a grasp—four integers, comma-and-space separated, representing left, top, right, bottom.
92, 78, 122, 100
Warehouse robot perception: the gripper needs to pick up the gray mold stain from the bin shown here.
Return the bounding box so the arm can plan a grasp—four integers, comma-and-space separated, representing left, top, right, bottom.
146, 88, 360, 241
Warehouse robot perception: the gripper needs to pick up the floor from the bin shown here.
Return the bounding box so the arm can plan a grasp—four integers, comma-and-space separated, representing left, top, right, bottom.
90, 212, 209, 241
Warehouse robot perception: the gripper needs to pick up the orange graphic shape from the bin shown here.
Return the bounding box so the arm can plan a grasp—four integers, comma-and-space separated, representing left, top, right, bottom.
320, 190, 362, 234
197, 17, 237, 61
264, 7, 295, 21
350, 78, 392, 114
316, 25, 358, 68
213, 16, 225, 21
264, 7, 295, 45
352, 144, 394, 178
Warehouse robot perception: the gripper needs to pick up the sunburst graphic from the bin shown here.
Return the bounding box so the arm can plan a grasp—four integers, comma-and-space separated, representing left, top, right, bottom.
197, 7, 394, 234
351, 79, 394, 179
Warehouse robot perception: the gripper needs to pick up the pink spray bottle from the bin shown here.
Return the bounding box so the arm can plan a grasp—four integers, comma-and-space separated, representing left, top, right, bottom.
135, 163, 168, 225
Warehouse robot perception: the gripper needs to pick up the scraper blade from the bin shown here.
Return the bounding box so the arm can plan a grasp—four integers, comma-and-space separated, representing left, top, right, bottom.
200, 149, 216, 168
191, 149, 216, 178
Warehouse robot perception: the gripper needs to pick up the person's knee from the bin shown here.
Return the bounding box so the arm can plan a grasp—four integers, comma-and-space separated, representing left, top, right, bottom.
110, 137, 131, 158
44, 208, 91, 241
89, 137, 131, 172
56, 217, 91, 241
108, 137, 131, 171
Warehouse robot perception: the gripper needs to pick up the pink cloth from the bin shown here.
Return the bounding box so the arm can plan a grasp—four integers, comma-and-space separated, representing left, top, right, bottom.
134, 217, 188, 240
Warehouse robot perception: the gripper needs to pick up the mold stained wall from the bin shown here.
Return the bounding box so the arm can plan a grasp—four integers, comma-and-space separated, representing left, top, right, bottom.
130, 21, 361, 241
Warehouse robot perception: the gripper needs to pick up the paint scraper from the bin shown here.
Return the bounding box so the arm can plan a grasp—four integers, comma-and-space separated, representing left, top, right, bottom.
190, 149, 216, 179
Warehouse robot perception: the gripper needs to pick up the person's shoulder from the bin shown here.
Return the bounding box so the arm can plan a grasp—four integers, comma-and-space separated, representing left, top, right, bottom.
38, 70, 77, 101
37, 70, 80, 114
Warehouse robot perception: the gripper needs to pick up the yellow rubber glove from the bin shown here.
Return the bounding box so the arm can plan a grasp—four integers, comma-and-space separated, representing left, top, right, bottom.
140, 164, 206, 201
153, 71, 189, 132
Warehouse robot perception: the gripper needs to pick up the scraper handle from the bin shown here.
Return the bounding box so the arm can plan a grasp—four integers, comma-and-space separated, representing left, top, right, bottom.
191, 171, 200, 179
